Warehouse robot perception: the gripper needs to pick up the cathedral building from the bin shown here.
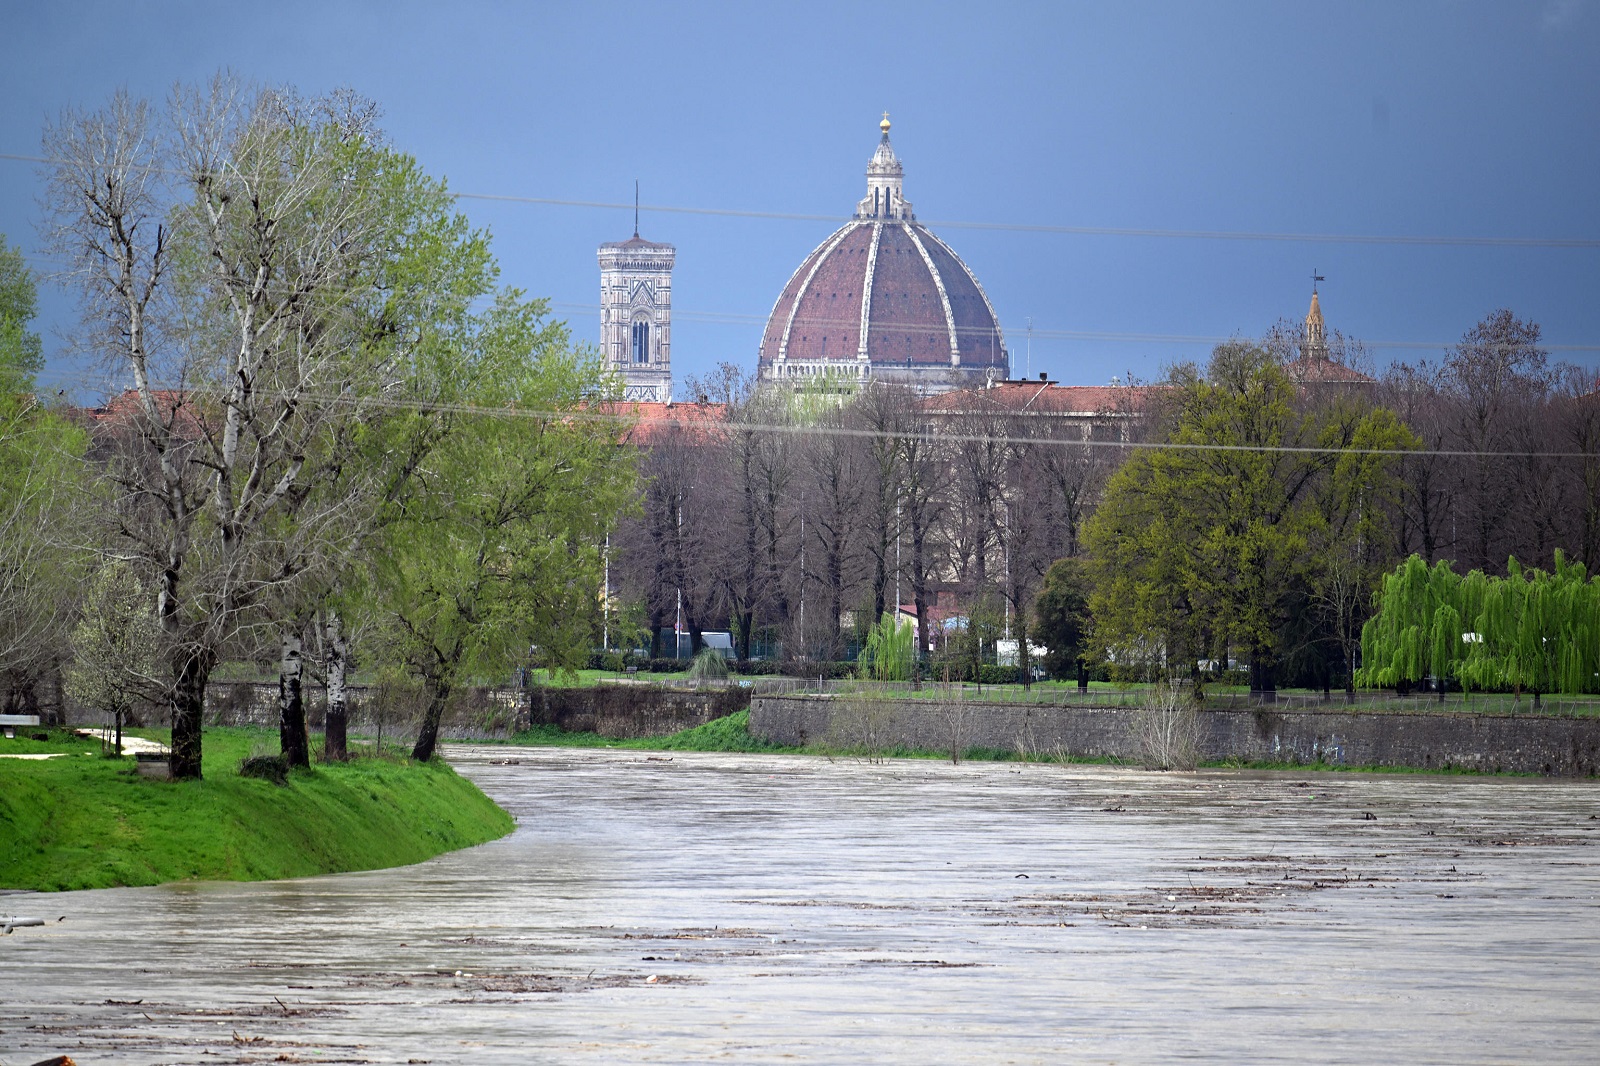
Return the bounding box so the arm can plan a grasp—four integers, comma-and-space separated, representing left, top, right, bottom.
757, 117, 1010, 392
599, 222, 675, 402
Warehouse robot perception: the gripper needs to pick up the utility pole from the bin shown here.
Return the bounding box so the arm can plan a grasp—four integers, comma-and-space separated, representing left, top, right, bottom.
675, 490, 684, 661
1002, 500, 1011, 642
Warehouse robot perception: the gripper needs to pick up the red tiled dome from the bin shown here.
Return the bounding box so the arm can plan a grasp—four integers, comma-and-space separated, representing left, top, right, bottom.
758, 121, 1007, 386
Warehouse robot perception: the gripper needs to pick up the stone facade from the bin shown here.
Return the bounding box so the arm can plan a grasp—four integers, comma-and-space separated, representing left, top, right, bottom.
599, 232, 675, 402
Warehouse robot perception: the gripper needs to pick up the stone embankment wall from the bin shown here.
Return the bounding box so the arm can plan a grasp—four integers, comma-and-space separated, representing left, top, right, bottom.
528, 686, 749, 738
121, 681, 753, 740
749, 695, 1600, 776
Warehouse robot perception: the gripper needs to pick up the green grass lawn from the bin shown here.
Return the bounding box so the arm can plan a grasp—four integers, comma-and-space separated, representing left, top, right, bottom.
0, 727, 513, 892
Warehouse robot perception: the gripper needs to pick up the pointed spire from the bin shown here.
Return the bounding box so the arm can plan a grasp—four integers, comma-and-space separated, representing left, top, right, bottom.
1302, 281, 1329, 362
633, 179, 639, 238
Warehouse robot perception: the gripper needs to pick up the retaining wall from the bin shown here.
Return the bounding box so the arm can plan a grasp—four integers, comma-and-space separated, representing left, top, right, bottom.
96, 680, 749, 741
528, 685, 749, 739
749, 695, 1600, 776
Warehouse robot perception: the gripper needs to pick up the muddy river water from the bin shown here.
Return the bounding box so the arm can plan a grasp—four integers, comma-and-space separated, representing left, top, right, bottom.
4, 747, 1600, 1063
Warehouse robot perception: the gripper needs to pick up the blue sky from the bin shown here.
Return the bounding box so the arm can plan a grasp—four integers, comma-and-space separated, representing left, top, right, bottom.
3, 0, 1597, 397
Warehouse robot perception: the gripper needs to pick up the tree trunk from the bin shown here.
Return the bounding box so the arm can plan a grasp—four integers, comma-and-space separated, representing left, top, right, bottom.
1017, 615, 1031, 691
411, 677, 450, 762
1250, 645, 1276, 703
322, 611, 349, 762
279, 630, 309, 768
736, 609, 753, 661
169, 651, 211, 780
1076, 658, 1088, 692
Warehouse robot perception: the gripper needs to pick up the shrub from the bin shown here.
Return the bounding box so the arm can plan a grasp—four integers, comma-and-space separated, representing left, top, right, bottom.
238, 753, 289, 785
1130, 682, 1199, 771
858, 612, 915, 681
687, 648, 730, 682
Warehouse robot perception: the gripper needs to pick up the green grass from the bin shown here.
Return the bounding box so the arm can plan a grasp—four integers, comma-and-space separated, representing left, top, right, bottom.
501, 709, 790, 753
0, 727, 513, 892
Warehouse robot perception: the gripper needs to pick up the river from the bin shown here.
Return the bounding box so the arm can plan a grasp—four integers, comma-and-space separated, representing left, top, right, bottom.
3, 746, 1598, 1063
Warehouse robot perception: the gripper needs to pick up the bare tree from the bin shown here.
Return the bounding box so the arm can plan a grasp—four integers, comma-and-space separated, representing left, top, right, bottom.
795, 403, 868, 659
45, 78, 426, 776
1438, 309, 1550, 572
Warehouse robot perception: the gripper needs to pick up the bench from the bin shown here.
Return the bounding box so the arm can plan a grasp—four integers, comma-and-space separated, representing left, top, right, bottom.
1, 713, 42, 739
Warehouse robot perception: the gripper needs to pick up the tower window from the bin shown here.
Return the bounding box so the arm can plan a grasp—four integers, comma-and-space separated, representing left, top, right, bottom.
632, 320, 650, 363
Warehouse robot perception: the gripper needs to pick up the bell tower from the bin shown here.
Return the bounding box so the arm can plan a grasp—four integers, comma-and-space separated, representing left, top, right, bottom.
599, 198, 675, 402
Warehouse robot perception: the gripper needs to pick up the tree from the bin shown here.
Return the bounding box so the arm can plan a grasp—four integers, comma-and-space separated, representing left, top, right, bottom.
65, 559, 162, 752
795, 403, 867, 659
44, 79, 472, 777
0, 235, 88, 717
365, 297, 635, 762
1437, 310, 1551, 571
1085, 343, 1413, 695
0, 392, 90, 718
1034, 557, 1092, 686
1361, 552, 1600, 704
858, 611, 914, 681
0, 235, 44, 393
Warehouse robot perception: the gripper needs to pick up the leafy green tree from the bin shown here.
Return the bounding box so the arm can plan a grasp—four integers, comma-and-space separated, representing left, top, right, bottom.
1033, 557, 1092, 686
0, 390, 90, 716
1085, 344, 1414, 694
1360, 552, 1599, 703
364, 297, 636, 762
0, 235, 43, 394
42, 80, 498, 776
858, 611, 914, 681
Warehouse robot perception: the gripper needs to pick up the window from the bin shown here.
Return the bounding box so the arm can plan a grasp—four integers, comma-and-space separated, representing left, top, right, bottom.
632, 320, 650, 363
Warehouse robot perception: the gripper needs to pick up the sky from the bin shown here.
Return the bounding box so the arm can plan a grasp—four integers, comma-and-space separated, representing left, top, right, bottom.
3, 0, 1598, 400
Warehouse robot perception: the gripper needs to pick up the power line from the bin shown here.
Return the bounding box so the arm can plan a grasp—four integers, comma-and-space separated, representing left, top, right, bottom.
4, 149, 1598, 250
548, 302, 1600, 355
58, 377, 1600, 462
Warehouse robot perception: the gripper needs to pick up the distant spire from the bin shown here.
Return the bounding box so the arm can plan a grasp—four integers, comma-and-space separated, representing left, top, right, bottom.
1302, 279, 1329, 362
633, 179, 639, 238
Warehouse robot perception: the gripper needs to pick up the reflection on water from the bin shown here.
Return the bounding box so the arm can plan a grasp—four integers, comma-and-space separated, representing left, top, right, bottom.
4, 748, 1599, 1063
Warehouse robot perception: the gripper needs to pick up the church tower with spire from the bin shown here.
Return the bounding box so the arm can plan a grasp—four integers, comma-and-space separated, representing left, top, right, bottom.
1285, 276, 1375, 388
599, 196, 675, 402
1300, 287, 1329, 363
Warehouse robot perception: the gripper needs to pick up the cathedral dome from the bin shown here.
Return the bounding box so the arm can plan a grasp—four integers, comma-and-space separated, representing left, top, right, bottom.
757, 119, 1008, 389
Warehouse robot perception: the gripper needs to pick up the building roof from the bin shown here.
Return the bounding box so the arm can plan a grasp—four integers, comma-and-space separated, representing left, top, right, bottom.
593, 399, 728, 445
1282, 355, 1376, 385
757, 122, 1006, 378
921, 381, 1163, 416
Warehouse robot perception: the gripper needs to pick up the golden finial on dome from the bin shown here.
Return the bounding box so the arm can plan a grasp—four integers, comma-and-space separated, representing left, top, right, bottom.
880, 111, 891, 134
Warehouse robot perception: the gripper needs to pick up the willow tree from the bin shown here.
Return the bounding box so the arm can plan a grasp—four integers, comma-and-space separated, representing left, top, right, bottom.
1356, 555, 1465, 698
1362, 552, 1600, 703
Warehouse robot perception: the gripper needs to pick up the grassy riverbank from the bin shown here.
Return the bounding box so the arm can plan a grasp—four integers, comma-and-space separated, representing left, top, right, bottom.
0, 727, 513, 893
